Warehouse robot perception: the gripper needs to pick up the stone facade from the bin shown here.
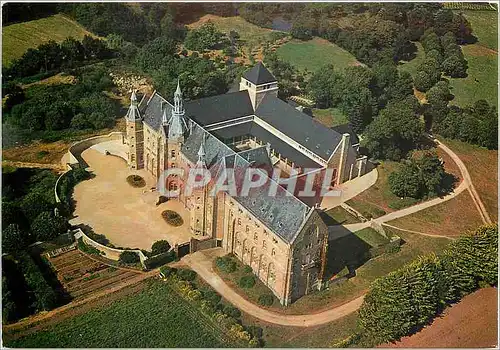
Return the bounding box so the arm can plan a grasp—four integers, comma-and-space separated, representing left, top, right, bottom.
123, 63, 367, 305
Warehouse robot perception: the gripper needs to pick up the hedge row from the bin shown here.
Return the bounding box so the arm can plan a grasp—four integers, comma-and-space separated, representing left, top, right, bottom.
17, 252, 58, 312
143, 251, 176, 270
358, 224, 498, 344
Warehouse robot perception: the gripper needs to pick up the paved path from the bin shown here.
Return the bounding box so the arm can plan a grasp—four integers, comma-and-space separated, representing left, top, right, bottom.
320, 168, 378, 210
183, 250, 365, 327
433, 137, 492, 224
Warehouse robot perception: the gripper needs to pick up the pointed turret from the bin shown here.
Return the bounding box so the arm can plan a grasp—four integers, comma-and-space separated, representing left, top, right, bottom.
161, 103, 169, 126
126, 90, 141, 122
196, 140, 206, 168
168, 80, 187, 139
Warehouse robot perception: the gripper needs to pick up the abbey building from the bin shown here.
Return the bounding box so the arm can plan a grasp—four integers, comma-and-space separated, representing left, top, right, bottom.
125, 62, 368, 305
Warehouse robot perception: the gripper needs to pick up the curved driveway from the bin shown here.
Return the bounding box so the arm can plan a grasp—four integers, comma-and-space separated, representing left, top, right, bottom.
184, 137, 492, 327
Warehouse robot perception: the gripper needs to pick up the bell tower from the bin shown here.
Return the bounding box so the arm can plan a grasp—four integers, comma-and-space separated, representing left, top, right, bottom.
125, 90, 144, 169
240, 62, 278, 110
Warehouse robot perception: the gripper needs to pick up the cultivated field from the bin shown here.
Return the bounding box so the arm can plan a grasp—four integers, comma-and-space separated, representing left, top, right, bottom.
4, 279, 238, 348
2, 14, 96, 66
276, 37, 360, 72
48, 250, 141, 301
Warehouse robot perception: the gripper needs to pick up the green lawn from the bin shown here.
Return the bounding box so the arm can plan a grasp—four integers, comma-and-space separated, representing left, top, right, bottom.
5, 280, 237, 348
448, 44, 498, 107
461, 10, 498, 50
312, 107, 349, 128
323, 206, 361, 225
398, 42, 425, 77
276, 37, 360, 72
354, 228, 389, 247
2, 14, 96, 66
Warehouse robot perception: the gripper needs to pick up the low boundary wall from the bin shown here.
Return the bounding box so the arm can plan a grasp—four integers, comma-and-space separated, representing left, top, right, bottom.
65, 132, 125, 168
72, 229, 148, 268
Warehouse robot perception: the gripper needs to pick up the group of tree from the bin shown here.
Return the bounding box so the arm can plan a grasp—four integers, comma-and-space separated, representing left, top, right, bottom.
4, 36, 113, 81
422, 81, 497, 150
135, 35, 245, 101
388, 151, 454, 199
432, 100, 498, 150
362, 96, 424, 160
2, 168, 70, 254
238, 3, 473, 67
4, 66, 117, 133
308, 62, 414, 134
358, 224, 497, 344
184, 22, 229, 52
414, 30, 468, 92
263, 51, 303, 100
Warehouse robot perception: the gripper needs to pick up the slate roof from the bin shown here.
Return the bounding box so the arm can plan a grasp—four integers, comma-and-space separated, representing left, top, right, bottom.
142, 92, 173, 131
180, 122, 311, 244
332, 123, 360, 145
243, 62, 277, 85
210, 122, 323, 169
184, 91, 254, 126
255, 95, 343, 161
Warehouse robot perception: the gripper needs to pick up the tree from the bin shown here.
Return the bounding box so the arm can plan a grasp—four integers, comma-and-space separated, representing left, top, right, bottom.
389, 162, 422, 198
184, 21, 228, 52
30, 211, 69, 241
425, 80, 451, 129
414, 57, 441, 92
119, 251, 140, 264
20, 192, 52, 222
2, 224, 27, 253
151, 240, 171, 255
363, 98, 424, 160
441, 53, 467, 78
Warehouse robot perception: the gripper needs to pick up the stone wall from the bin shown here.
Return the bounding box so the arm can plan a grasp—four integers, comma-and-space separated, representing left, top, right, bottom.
73, 229, 148, 268
65, 132, 125, 168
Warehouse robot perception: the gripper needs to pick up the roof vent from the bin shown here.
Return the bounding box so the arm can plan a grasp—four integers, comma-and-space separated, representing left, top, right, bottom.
252, 199, 256, 205
316, 144, 320, 149
278, 222, 283, 228
305, 137, 310, 142
269, 214, 274, 220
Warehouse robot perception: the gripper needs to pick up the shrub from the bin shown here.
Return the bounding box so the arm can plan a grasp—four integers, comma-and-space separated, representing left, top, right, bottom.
126, 174, 145, 188
223, 304, 241, 319
159, 266, 177, 278
161, 210, 184, 226
177, 268, 197, 281
216, 255, 237, 273
144, 251, 176, 270
243, 265, 252, 273
258, 294, 274, 306
77, 238, 102, 256
119, 251, 140, 264
200, 286, 222, 306
31, 212, 69, 241
238, 275, 256, 289
151, 240, 171, 255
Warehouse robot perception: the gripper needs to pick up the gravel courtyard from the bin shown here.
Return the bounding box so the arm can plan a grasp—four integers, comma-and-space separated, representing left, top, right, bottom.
70, 147, 192, 250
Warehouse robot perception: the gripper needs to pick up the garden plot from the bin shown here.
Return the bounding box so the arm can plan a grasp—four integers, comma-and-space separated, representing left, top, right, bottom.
48, 250, 141, 301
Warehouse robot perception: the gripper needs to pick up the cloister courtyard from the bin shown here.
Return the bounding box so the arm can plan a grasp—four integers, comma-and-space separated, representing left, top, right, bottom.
70, 143, 192, 250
